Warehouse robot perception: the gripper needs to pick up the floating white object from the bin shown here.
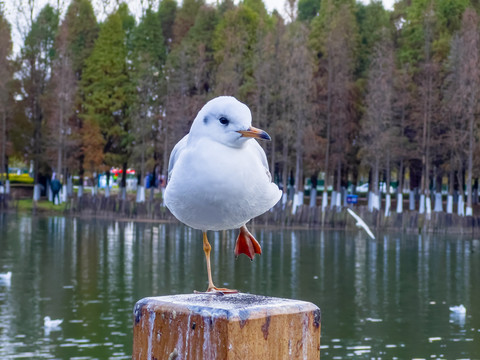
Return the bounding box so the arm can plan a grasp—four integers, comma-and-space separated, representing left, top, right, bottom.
44, 316, 63, 327
44, 316, 63, 334
347, 208, 375, 239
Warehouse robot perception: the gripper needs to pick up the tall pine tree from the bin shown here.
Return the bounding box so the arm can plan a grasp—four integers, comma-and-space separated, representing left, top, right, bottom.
63, 0, 98, 197
130, 7, 167, 201
0, 8, 13, 191
19, 5, 59, 200
81, 5, 134, 198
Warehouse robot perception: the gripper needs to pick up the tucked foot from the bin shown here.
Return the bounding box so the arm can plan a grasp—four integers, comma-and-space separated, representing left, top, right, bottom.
234, 225, 262, 260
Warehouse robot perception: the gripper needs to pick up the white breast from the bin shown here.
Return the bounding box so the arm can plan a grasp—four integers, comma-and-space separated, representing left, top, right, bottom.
165, 138, 281, 231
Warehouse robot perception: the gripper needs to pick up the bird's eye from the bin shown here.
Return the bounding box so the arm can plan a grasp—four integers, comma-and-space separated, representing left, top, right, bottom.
219, 117, 229, 125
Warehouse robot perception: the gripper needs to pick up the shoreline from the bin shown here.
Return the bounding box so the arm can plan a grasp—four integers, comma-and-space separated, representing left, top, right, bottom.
1, 194, 480, 235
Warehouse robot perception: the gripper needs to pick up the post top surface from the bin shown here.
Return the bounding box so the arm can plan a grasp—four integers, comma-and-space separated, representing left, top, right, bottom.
134, 293, 320, 324
143, 293, 315, 310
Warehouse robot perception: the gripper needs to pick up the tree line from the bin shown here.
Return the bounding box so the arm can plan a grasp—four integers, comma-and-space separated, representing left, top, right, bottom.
0, 0, 479, 216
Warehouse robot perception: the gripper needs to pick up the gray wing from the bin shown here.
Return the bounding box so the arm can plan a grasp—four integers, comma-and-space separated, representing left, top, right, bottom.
167, 134, 189, 181
250, 140, 272, 181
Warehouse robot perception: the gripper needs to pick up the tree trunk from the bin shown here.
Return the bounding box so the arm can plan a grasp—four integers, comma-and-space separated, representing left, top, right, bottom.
57, 98, 64, 185
385, 153, 391, 217
370, 157, 380, 212
446, 167, 454, 214
136, 173, 143, 203
5, 156, 9, 194
1, 111, 5, 188
292, 134, 304, 214
433, 169, 442, 212
309, 175, 317, 208
62, 182, 68, 203
121, 162, 127, 200
457, 170, 465, 216
78, 154, 85, 198
474, 178, 479, 205
282, 133, 289, 206
420, 13, 433, 215
466, 113, 474, 216
335, 161, 341, 208
163, 128, 169, 179
105, 171, 110, 198
396, 160, 404, 213
150, 164, 158, 202
322, 53, 332, 215
55, 141, 64, 202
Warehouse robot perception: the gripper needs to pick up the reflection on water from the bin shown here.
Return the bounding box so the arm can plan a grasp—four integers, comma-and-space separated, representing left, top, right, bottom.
0, 214, 479, 358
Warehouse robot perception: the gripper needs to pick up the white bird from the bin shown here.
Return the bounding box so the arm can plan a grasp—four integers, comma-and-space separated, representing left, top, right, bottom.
347, 208, 375, 239
44, 316, 63, 334
165, 96, 281, 293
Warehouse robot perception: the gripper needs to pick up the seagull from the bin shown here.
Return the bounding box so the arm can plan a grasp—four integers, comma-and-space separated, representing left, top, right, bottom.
44, 316, 63, 335
347, 208, 375, 239
164, 96, 281, 293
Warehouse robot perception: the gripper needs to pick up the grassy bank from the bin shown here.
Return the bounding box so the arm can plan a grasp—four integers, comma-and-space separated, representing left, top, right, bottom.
16, 199, 68, 214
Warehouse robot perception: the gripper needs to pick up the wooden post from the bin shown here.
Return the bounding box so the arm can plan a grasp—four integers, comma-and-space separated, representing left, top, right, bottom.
133, 293, 321, 359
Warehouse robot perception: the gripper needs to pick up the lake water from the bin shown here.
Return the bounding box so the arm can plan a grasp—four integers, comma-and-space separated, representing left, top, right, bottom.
0, 214, 479, 359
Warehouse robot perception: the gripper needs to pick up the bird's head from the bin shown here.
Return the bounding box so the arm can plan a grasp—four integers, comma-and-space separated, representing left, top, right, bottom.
190, 96, 271, 147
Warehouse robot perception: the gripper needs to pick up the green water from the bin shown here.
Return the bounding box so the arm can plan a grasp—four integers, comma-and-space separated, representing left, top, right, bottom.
0, 214, 479, 359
